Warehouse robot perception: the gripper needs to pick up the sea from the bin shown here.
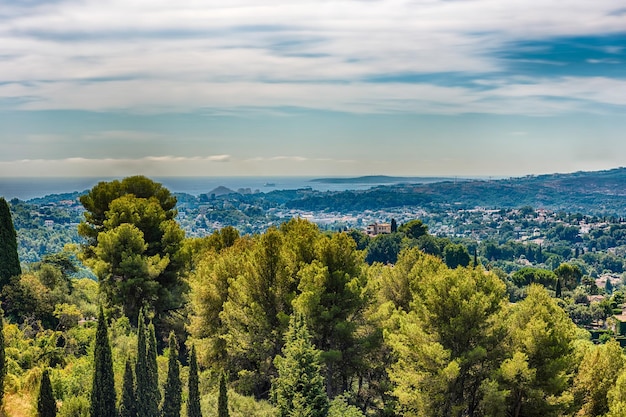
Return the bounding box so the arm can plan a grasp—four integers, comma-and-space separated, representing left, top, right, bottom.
0, 176, 442, 201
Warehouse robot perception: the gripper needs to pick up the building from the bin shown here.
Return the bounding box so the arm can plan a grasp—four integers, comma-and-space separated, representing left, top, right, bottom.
366, 223, 392, 236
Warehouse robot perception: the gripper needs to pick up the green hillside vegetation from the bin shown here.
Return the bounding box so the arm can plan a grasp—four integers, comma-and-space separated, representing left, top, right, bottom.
5, 176, 626, 416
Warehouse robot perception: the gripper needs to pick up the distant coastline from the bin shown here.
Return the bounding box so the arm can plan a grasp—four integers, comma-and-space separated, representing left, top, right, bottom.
310, 175, 460, 184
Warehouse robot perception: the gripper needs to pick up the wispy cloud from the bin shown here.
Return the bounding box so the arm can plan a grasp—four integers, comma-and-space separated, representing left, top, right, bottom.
1, 0, 626, 116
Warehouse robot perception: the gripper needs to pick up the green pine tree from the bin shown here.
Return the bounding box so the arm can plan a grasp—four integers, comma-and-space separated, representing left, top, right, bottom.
272, 314, 329, 417
38, 369, 57, 417
555, 278, 562, 298
90, 306, 116, 417
146, 321, 161, 417
187, 345, 201, 417
218, 373, 229, 417
0, 197, 21, 289
120, 357, 137, 417
162, 332, 182, 417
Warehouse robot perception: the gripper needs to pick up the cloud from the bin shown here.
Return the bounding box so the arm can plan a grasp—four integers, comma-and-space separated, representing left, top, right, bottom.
0, 154, 364, 177
1, 0, 626, 116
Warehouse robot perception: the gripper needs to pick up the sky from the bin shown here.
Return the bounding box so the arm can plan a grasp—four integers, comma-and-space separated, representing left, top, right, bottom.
1, 0, 626, 178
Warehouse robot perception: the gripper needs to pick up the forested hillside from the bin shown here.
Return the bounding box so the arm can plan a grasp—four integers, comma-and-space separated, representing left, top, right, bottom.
3, 176, 626, 416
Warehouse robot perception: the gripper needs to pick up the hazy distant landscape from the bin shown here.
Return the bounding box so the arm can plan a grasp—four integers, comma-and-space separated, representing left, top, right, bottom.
3, 0, 626, 416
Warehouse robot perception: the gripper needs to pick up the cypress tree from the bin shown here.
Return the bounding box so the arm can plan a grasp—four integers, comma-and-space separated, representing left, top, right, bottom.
0, 197, 21, 288
38, 369, 57, 417
146, 321, 161, 417
162, 332, 182, 417
272, 314, 329, 417
187, 345, 201, 417
0, 308, 5, 409
90, 306, 116, 417
555, 278, 562, 298
218, 373, 229, 417
120, 357, 137, 417
136, 309, 149, 417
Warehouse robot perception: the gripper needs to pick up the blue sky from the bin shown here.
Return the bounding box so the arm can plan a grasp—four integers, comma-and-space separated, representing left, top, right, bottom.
1, 0, 626, 177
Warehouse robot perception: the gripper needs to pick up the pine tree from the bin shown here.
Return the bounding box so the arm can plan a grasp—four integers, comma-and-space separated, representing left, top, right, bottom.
272, 314, 329, 417
162, 332, 182, 417
38, 369, 57, 417
120, 357, 137, 417
218, 373, 229, 417
90, 306, 116, 417
187, 345, 201, 417
555, 278, 562, 298
146, 321, 161, 417
0, 197, 21, 289
136, 309, 149, 417
390, 218, 397, 233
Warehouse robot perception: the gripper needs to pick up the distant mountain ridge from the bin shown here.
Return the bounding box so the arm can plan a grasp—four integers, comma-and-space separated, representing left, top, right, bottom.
287, 167, 626, 214
310, 175, 461, 184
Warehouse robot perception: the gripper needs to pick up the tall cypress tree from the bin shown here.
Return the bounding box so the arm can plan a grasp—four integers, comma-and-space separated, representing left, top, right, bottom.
162, 332, 182, 417
146, 321, 161, 417
187, 345, 201, 417
0, 197, 21, 288
0, 307, 6, 409
120, 357, 137, 417
38, 369, 57, 417
136, 309, 149, 417
218, 373, 229, 417
90, 306, 116, 417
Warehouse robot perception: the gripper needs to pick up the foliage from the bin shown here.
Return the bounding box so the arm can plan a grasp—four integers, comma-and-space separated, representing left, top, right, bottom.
0, 197, 22, 289
38, 369, 57, 417
272, 314, 329, 417
162, 332, 182, 417
398, 219, 428, 239
79, 176, 185, 326
218, 373, 229, 417
386, 253, 506, 417
327, 396, 365, 417
187, 345, 201, 417
90, 307, 116, 417
119, 358, 137, 417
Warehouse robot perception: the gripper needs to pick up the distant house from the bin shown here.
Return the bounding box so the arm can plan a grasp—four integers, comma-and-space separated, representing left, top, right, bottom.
44, 220, 54, 228
366, 223, 391, 236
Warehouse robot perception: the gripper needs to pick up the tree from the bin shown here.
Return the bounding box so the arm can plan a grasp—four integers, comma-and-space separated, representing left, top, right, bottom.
555, 278, 562, 298
218, 373, 229, 417
120, 358, 137, 417
136, 309, 156, 417
365, 233, 401, 265
443, 243, 471, 269
554, 263, 582, 291
79, 176, 185, 325
187, 345, 201, 417
162, 332, 182, 417
572, 340, 625, 416
398, 219, 428, 240
386, 256, 507, 417
272, 314, 329, 417
390, 219, 398, 233
501, 285, 579, 417
293, 232, 366, 397
38, 369, 57, 417
0, 308, 5, 409
146, 322, 161, 417
90, 306, 116, 417
220, 228, 293, 397
0, 197, 21, 288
